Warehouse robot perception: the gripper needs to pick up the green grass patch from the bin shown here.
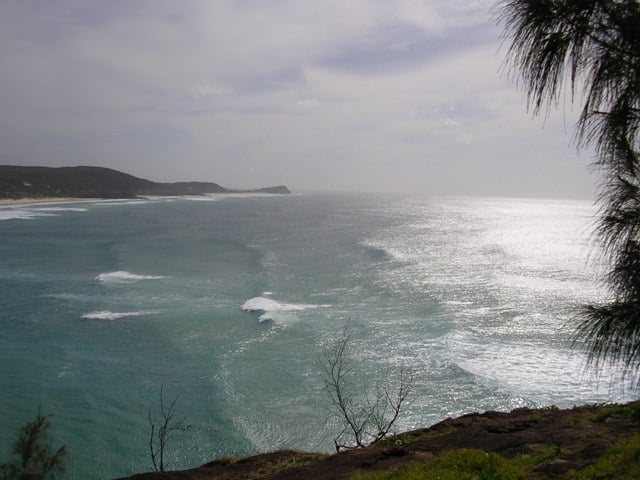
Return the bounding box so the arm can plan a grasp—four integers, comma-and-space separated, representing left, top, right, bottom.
589, 402, 640, 423
350, 448, 526, 480
348, 443, 574, 480
577, 433, 640, 479
509, 443, 569, 471
564, 416, 579, 426
348, 436, 640, 480
227, 452, 328, 480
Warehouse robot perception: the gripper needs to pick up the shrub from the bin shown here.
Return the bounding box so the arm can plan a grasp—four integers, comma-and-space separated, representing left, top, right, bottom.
0, 412, 67, 480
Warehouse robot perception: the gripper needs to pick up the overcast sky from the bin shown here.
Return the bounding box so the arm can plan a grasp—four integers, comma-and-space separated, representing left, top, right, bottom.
0, 1, 597, 198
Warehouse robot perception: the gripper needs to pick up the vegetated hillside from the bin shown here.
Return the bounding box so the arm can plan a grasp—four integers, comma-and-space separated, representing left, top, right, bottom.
117, 401, 640, 480
0, 166, 291, 199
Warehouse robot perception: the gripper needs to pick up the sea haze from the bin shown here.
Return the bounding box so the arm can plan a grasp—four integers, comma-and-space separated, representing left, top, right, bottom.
0, 193, 631, 479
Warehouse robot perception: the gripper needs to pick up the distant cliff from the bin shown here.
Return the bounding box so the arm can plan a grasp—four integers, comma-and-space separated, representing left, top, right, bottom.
0, 166, 291, 199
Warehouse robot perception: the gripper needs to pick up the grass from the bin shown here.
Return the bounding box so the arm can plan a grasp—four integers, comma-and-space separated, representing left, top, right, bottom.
349, 433, 640, 480
577, 433, 640, 480
199, 402, 640, 479
589, 403, 640, 423
211, 452, 327, 480
350, 449, 526, 480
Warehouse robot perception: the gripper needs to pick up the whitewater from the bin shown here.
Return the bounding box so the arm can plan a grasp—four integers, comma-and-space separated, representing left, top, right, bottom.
0, 193, 632, 479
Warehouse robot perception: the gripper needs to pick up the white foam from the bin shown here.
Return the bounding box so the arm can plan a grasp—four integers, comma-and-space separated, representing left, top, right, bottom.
94, 200, 151, 206
33, 207, 87, 212
241, 296, 329, 323
95, 271, 167, 282
183, 195, 218, 202
446, 331, 634, 404
0, 204, 87, 221
81, 310, 157, 321
0, 209, 39, 221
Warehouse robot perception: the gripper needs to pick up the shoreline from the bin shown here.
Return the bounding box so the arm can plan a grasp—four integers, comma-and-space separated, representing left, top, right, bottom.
0, 197, 103, 207
115, 400, 640, 480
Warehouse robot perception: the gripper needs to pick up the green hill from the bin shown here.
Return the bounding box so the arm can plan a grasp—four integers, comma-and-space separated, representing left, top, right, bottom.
0, 165, 290, 199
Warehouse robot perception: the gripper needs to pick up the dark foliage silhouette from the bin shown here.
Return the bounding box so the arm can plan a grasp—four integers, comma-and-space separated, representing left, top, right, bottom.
1, 412, 67, 480
496, 0, 640, 382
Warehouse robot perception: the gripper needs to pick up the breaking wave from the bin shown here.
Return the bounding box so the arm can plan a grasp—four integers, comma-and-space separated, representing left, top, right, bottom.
241, 296, 329, 323
182, 195, 218, 202
33, 207, 87, 212
0, 204, 88, 221
81, 310, 158, 321
95, 271, 167, 282
0, 209, 41, 221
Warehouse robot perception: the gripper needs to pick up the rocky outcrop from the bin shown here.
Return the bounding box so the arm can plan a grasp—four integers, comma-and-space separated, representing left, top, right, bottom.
115, 401, 640, 480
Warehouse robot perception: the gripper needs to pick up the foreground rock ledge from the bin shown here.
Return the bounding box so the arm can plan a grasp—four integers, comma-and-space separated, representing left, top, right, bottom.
117, 401, 640, 480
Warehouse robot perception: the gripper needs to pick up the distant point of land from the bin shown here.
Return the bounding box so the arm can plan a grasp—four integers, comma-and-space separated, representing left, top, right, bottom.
0, 165, 291, 200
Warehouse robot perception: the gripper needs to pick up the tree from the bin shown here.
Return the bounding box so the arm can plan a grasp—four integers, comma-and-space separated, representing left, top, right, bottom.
148, 386, 189, 472
322, 327, 413, 452
1, 412, 67, 480
495, 0, 640, 383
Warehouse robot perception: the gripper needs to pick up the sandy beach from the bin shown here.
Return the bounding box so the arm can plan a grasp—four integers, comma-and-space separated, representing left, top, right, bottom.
0, 197, 102, 207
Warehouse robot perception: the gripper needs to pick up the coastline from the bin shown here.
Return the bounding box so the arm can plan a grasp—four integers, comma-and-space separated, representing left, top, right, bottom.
115, 400, 640, 480
0, 197, 103, 207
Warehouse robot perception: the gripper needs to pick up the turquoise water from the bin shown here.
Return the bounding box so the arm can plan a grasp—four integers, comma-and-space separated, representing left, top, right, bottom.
0, 193, 631, 478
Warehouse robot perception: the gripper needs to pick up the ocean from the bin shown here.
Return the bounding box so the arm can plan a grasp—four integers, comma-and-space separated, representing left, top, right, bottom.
0, 193, 632, 478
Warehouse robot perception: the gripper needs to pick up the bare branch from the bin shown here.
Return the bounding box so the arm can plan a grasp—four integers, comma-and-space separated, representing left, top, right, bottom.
148, 385, 189, 472
322, 326, 413, 451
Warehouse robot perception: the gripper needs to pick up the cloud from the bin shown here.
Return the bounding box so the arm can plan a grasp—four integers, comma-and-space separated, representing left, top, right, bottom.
0, 0, 595, 198
189, 84, 229, 100
296, 98, 320, 108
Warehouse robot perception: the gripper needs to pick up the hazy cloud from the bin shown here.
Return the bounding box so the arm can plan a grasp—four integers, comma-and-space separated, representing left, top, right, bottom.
0, 0, 594, 198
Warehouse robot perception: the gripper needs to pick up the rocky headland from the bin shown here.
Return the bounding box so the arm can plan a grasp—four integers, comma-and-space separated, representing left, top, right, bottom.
0, 165, 291, 200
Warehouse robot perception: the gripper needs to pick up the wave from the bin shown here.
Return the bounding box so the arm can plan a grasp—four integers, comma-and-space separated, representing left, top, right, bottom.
95, 271, 167, 282
445, 331, 634, 404
94, 200, 152, 206
0, 209, 41, 221
0, 205, 87, 221
241, 296, 329, 323
182, 195, 219, 202
33, 207, 87, 212
81, 310, 158, 321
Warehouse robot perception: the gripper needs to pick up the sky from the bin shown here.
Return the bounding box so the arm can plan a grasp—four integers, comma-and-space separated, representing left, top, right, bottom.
0, 0, 598, 198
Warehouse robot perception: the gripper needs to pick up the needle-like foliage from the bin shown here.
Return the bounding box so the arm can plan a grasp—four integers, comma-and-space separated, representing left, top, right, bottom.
1, 412, 67, 480
495, 0, 640, 383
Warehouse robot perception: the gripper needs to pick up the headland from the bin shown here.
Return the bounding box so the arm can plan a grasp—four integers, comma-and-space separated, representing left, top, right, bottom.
0, 165, 291, 201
